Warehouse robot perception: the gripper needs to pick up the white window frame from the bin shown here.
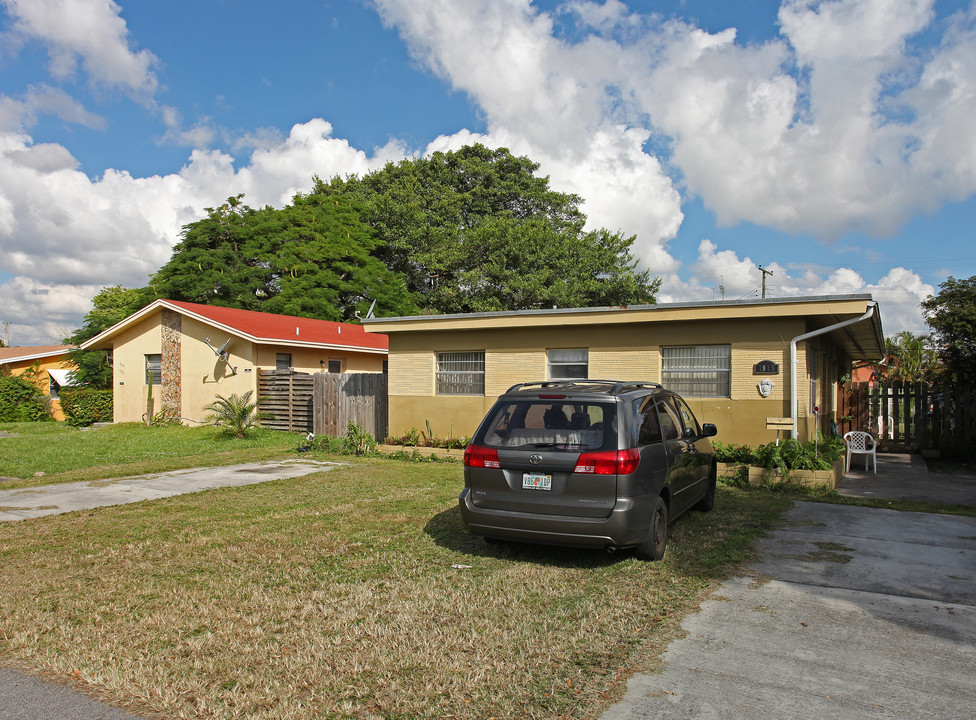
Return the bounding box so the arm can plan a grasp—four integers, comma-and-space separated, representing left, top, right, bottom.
662, 345, 731, 398
436, 351, 485, 395
547, 348, 589, 380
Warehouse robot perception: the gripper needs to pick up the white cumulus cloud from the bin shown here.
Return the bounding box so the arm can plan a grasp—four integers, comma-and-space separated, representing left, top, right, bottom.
1, 0, 159, 96
0, 120, 402, 344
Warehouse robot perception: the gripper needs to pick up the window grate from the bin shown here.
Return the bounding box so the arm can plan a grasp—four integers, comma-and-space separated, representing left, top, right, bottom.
436, 351, 485, 395
662, 346, 730, 397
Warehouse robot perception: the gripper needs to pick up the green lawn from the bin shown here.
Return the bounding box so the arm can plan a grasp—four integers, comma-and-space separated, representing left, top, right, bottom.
0, 441, 791, 720
0, 422, 306, 488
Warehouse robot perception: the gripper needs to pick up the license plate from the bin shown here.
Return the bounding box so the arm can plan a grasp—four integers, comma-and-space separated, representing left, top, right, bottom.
522, 472, 552, 491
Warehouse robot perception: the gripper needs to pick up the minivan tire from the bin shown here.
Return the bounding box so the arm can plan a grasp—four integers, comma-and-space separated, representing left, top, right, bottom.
635, 495, 669, 561
694, 467, 717, 512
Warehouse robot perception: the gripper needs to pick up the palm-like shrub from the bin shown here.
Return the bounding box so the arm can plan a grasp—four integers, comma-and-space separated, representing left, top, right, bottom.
203, 391, 266, 438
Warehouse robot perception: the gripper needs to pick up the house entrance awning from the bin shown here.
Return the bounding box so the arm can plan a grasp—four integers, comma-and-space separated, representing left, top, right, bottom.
47, 369, 77, 387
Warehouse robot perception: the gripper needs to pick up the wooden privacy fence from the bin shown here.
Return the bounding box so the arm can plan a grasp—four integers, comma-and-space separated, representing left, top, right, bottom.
257, 370, 314, 431
838, 381, 975, 458
313, 372, 388, 440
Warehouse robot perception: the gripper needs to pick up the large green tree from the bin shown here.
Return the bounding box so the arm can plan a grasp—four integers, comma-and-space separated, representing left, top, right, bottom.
67, 285, 153, 388
922, 275, 976, 385
314, 144, 659, 313
151, 193, 419, 321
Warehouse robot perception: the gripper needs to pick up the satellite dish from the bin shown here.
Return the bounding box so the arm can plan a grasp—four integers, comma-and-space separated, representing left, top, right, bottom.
204, 336, 233, 361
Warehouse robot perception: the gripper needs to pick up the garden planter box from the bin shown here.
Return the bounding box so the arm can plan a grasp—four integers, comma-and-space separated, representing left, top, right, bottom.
717, 460, 844, 490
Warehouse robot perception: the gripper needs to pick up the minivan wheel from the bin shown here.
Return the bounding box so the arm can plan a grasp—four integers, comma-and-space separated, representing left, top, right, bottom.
694, 467, 717, 512
635, 496, 668, 561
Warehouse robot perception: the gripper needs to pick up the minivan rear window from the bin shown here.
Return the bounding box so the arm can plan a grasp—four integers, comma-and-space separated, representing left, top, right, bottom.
478, 401, 616, 451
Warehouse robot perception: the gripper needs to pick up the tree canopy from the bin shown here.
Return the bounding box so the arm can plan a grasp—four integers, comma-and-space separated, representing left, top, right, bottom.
150, 193, 420, 322
312, 144, 659, 313
922, 275, 976, 385
67, 145, 660, 368
880, 331, 939, 383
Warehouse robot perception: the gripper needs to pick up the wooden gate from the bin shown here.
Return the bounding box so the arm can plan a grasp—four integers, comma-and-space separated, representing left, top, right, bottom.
257, 370, 314, 431
313, 372, 388, 440
838, 381, 975, 458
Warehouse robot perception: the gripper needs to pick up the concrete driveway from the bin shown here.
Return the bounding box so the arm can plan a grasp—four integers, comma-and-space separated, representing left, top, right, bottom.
601, 500, 976, 719
0, 459, 342, 522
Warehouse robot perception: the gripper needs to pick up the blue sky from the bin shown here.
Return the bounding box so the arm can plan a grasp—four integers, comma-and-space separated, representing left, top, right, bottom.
1, 0, 975, 345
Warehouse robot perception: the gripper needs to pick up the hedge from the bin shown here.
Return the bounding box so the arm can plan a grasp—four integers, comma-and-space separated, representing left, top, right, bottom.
59, 388, 113, 426
0, 375, 49, 422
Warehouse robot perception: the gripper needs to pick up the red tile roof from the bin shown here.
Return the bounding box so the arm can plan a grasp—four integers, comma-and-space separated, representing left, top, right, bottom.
162, 300, 388, 352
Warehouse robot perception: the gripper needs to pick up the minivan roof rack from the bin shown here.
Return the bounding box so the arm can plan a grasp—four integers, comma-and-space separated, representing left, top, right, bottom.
505, 380, 663, 395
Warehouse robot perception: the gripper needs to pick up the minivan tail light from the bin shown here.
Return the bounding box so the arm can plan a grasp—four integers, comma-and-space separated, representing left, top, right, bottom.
574, 448, 640, 475
464, 445, 500, 469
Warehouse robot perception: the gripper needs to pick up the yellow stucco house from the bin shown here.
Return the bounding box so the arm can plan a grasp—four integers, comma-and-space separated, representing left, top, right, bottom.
81, 299, 388, 424
0, 344, 77, 421
362, 295, 884, 447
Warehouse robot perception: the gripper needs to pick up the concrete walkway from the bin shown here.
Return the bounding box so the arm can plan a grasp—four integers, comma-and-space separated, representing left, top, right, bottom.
601, 454, 976, 720
0, 459, 342, 522
837, 451, 976, 505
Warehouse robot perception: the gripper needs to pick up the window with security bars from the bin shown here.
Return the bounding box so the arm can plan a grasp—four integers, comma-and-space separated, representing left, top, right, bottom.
145, 354, 161, 385
547, 348, 588, 380
436, 351, 485, 395
662, 345, 731, 397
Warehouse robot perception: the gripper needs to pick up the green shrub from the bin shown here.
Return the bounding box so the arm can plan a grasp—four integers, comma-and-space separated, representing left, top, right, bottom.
0, 375, 49, 422
712, 441, 755, 464
754, 434, 844, 473
305, 423, 377, 456
59, 388, 113, 426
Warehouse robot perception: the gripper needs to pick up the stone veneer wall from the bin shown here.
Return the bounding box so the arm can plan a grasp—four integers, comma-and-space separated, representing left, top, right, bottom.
160, 309, 182, 416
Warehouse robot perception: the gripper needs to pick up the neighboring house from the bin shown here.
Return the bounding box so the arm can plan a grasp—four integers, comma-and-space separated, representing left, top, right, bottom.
81, 299, 388, 424
852, 359, 885, 385
0, 345, 77, 421
362, 295, 884, 447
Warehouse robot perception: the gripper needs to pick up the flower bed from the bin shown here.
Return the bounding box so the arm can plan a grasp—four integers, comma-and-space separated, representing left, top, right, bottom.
718, 459, 845, 490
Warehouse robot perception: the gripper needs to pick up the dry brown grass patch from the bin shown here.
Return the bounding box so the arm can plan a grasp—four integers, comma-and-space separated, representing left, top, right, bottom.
0, 459, 788, 718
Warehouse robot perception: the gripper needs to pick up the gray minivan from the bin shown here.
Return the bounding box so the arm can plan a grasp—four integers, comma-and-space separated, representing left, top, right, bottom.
460, 380, 717, 560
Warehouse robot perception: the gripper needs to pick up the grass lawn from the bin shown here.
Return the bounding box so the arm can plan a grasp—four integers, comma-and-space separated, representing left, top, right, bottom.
0, 452, 791, 720
0, 422, 306, 488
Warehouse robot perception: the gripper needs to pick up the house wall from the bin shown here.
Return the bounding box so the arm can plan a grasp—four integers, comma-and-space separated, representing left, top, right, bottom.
253, 346, 384, 374
178, 316, 259, 422
109, 310, 386, 424
3, 355, 72, 421
111, 313, 164, 423
381, 317, 835, 447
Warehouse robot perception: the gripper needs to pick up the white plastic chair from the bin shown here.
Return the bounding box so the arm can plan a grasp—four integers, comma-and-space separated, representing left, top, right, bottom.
844, 431, 877, 473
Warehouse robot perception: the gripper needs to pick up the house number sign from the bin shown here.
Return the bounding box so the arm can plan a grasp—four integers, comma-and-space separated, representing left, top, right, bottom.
753, 360, 780, 375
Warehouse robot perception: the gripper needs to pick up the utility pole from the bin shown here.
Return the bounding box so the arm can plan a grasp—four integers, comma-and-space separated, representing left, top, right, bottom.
758, 265, 774, 299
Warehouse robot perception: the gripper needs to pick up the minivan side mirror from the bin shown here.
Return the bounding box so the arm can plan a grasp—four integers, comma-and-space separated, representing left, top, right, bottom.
702, 423, 718, 437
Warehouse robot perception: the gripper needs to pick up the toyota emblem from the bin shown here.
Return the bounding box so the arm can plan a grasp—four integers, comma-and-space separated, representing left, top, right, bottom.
529, 454, 543, 465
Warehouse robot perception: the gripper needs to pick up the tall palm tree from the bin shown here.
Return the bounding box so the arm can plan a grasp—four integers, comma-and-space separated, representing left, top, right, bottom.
885, 331, 939, 383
